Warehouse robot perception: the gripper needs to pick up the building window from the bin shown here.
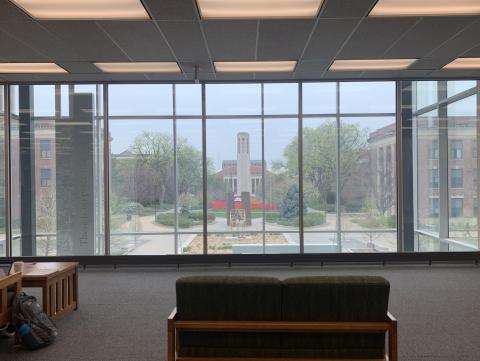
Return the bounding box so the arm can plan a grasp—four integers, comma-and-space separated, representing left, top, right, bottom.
451, 169, 463, 188
40, 139, 52, 159
450, 198, 463, 218
450, 140, 463, 159
40, 168, 51, 187
473, 142, 477, 159
429, 198, 439, 217
430, 140, 439, 159
430, 169, 439, 188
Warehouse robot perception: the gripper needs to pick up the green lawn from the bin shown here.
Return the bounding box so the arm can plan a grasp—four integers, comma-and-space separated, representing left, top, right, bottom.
208, 210, 272, 219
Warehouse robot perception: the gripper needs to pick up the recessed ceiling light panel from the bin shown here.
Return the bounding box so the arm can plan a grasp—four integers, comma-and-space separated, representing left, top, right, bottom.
370, 0, 480, 16
94, 62, 181, 73
197, 0, 324, 19
329, 59, 417, 71
10, 0, 150, 20
444, 58, 480, 69
0, 63, 67, 73
214, 61, 297, 73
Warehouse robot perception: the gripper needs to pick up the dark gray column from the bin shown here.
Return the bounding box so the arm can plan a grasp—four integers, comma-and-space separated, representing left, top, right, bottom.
398, 81, 414, 252
201, 83, 207, 254
19, 85, 36, 256
56, 93, 95, 255
437, 81, 449, 251
476, 81, 480, 249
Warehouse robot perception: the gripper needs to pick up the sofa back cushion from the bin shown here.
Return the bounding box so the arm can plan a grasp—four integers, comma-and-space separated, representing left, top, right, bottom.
176, 275, 282, 321
282, 276, 390, 321
281, 276, 390, 358
176, 276, 283, 357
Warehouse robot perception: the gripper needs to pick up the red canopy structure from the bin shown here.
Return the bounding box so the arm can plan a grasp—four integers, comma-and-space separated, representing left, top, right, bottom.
210, 199, 277, 210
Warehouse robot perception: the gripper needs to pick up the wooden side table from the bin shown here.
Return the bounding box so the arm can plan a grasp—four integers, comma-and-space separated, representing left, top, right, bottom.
21, 262, 79, 321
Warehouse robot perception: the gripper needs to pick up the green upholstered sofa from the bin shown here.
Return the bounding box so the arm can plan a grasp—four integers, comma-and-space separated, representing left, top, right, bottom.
0, 272, 22, 328
168, 276, 397, 361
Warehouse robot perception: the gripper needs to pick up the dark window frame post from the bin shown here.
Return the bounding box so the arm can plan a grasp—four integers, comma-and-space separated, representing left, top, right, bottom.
18, 85, 37, 256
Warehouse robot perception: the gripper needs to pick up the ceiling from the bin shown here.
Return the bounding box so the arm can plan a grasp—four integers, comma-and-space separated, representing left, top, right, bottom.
0, 0, 479, 82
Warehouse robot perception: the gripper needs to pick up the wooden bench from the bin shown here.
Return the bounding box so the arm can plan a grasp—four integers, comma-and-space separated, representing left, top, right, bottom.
0, 272, 22, 327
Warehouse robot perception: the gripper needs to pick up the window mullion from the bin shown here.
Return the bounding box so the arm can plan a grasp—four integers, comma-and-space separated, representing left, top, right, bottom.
336, 82, 342, 252
438, 80, 449, 250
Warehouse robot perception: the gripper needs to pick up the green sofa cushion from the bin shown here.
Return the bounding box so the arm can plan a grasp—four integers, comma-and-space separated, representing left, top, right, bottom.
176, 276, 282, 321
281, 276, 390, 356
176, 276, 283, 352
282, 276, 390, 322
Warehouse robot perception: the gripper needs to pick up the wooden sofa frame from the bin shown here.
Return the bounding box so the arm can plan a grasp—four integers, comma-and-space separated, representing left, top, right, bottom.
0, 272, 22, 327
167, 308, 397, 361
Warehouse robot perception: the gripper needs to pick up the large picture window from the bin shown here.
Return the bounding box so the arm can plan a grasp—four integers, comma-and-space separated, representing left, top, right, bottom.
411, 80, 479, 252
3, 79, 476, 257
9, 84, 104, 256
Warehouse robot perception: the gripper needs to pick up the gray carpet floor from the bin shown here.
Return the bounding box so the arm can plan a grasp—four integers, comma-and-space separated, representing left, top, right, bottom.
1, 264, 479, 361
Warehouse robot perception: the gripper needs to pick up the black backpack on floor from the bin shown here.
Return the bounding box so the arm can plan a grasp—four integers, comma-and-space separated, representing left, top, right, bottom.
11, 292, 58, 350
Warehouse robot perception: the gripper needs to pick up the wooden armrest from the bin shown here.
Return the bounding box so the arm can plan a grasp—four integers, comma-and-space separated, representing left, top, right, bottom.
174, 320, 392, 332
0, 272, 22, 289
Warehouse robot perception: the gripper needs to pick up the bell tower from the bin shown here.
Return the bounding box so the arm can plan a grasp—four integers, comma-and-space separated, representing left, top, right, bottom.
236, 132, 251, 195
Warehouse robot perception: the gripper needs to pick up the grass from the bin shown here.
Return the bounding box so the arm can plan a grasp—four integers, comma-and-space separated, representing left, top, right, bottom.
351, 215, 396, 229
208, 210, 267, 219
266, 211, 325, 227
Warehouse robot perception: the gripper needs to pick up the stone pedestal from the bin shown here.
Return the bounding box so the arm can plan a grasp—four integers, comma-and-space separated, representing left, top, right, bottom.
241, 192, 252, 226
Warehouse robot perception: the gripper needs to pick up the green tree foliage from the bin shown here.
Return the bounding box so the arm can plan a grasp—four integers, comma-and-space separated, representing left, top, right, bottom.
280, 184, 303, 220
284, 121, 368, 212
112, 132, 203, 210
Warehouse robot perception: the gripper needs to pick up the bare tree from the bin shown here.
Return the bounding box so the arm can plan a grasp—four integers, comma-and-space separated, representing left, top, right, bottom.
37, 188, 57, 256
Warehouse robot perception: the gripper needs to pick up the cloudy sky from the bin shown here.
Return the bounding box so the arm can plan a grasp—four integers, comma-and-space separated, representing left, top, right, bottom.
25, 81, 400, 170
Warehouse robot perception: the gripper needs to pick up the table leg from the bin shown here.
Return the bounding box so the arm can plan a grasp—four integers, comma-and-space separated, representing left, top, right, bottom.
73, 266, 79, 310
42, 283, 50, 316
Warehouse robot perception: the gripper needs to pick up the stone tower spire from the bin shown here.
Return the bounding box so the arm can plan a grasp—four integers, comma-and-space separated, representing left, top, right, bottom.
236, 132, 251, 195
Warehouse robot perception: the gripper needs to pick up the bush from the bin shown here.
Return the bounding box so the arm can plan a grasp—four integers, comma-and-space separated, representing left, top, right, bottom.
274, 211, 326, 227
264, 211, 325, 227
303, 212, 326, 226
190, 211, 215, 222
155, 213, 176, 226
155, 211, 215, 228
156, 213, 194, 228
280, 184, 303, 220
123, 202, 144, 217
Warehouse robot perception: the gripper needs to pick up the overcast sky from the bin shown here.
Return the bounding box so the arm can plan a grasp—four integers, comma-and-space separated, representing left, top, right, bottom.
26, 81, 401, 170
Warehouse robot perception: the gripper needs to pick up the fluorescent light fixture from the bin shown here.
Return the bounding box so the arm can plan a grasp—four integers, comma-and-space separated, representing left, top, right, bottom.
94, 62, 181, 73
0, 63, 67, 73
215, 61, 297, 73
370, 0, 480, 16
10, 0, 150, 20
444, 58, 480, 69
329, 59, 417, 71
196, 0, 324, 19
